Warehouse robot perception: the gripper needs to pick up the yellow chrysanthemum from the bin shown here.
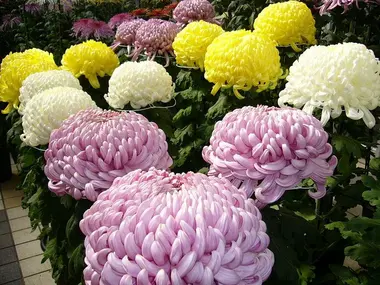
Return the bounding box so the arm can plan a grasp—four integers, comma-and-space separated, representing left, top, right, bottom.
0, 49, 58, 114
204, 30, 282, 99
253, 1, 316, 52
61, 40, 119, 89
173, 20, 224, 71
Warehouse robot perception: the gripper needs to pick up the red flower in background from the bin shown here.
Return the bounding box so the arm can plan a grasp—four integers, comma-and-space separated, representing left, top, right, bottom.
131, 8, 148, 16
72, 18, 114, 40
108, 13, 134, 29
148, 8, 169, 17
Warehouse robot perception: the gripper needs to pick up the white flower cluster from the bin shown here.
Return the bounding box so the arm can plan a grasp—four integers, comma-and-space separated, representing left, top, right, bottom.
105, 61, 174, 109
19, 70, 82, 114
279, 42, 380, 128
21, 87, 97, 146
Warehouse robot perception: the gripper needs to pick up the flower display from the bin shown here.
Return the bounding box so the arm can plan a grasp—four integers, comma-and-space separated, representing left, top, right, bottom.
72, 18, 114, 40
203, 106, 338, 207
0, 49, 58, 114
278, 43, 380, 128
317, 0, 380, 14
173, 20, 224, 70
204, 30, 282, 99
253, 1, 316, 52
105, 61, 174, 109
110, 19, 145, 51
80, 168, 274, 285
20, 87, 96, 146
108, 13, 134, 29
61, 40, 119, 89
19, 70, 82, 114
44, 109, 173, 201
131, 19, 179, 67
173, 0, 217, 25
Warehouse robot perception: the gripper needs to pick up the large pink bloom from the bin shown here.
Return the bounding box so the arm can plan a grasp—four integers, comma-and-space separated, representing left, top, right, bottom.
108, 13, 134, 30
44, 109, 172, 201
203, 106, 338, 207
110, 19, 145, 51
131, 19, 179, 67
173, 0, 218, 25
72, 18, 114, 40
80, 168, 274, 285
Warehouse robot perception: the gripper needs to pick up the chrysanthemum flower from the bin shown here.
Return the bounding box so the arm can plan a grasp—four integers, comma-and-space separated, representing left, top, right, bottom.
317, 0, 380, 15
278, 43, 380, 128
132, 19, 179, 67
24, 3, 42, 14
203, 106, 338, 207
253, 1, 316, 52
19, 70, 82, 114
110, 19, 145, 51
45, 110, 173, 201
0, 49, 58, 113
173, 20, 224, 70
0, 14, 22, 31
61, 40, 119, 89
105, 61, 174, 109
173, 0, 217, 25
20, 87, 96, 146
204, 30, 282, 99
72, 18, 114, 40
108, 13, 134, 29
80, 168, 274, 285
131, 8, 148, 16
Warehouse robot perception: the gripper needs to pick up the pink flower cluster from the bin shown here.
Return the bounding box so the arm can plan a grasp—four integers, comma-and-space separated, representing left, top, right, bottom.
131, 19, 179, 66
108, 13, 134, 30
317, 0, 380, 14
173, 0, 218, 25
110, 19, 145, 51
72, 18, 114, 40
44, 109, 172, 201
203, 106, 338, 207
80, 168, 274, 285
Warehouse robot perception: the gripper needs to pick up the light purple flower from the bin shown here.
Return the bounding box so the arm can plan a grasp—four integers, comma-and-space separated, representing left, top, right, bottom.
131, 19, 179, 67
44, 109, 172, 201
110, 19, 145, 51
80, 168, 274, 285
72, 18, 114, 40
203, 106, 338, 207
108, 13, 134, 29
317, 0, 380, 14
24, 3, 42, 14
173, 0, 218, 25
0, 14, 22, 31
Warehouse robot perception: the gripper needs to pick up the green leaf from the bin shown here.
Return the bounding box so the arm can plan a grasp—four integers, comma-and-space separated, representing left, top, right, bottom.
369, 158, 380, 171
329, 264, 362, 285
297, 264, 315, 285
178, 88, 205, 102
173, 106, 192, 122
175, 70, 192, 90
43, 238, 57, 263
325, 222, 361, 241
362, 189, 380, 207
172, 124, 194, 145
206, 94, 229, 120
27, 187, 44, 204
338, 155, 351, 176
362, 176, 380, 191
68, 244, 84, 279
332, 135, 363, 158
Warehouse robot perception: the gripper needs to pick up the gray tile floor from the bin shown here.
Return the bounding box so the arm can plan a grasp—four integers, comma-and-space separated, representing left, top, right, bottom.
0, 171, 54, 285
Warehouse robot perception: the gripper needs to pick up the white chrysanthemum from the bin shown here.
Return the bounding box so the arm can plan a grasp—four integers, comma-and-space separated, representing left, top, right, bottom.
279, 43, 380, 128
105, 61, 174, 109
19, 70, 82, 114
21, 87, 97, 146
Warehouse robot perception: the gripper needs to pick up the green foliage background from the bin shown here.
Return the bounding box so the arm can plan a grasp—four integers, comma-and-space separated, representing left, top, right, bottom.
1, 0, 380, 284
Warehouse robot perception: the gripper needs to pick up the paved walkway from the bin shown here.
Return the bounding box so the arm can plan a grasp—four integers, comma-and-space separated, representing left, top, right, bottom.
0, 172, 55, 285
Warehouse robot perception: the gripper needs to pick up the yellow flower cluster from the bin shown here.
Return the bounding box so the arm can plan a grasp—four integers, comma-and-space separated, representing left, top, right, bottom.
204, 30, 282, 99
61, 40, 119, 89
253, 1, 316, 52
0, 49, 58, 114
173, 20, 224, 71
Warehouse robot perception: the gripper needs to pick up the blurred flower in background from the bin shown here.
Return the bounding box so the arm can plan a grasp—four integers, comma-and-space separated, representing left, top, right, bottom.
72, 18, 114, 40
24, 3, 43, 14
131, 8, 148, 16
0, 14, 22, 31
317, 0, 380, 14
108, 13, 134, 29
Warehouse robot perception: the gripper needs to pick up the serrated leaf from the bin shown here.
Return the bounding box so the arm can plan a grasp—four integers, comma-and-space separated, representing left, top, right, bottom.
329, 264, 361, 285
27, 187, 44, 204
297, 264, 315, 285
325, 222, 361, 241
173, 106, 192, 122
175, 70, 192, 89
172, 124, 194, 145
206, 94, 229, 120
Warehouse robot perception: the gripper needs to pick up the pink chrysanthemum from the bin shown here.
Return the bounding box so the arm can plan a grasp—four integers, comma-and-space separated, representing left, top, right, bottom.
110, 19, 145, 51
108, 13, 134, 29
131, 19, 179, 67
0, 14, 21, 31
203, 106, 338, 207
173, 0, 218, 25
317, 0, 380, 14
24, 3, 42, 14
80, 168, 274, 285
72, 18, 114, 40
44, 109, 172, 201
